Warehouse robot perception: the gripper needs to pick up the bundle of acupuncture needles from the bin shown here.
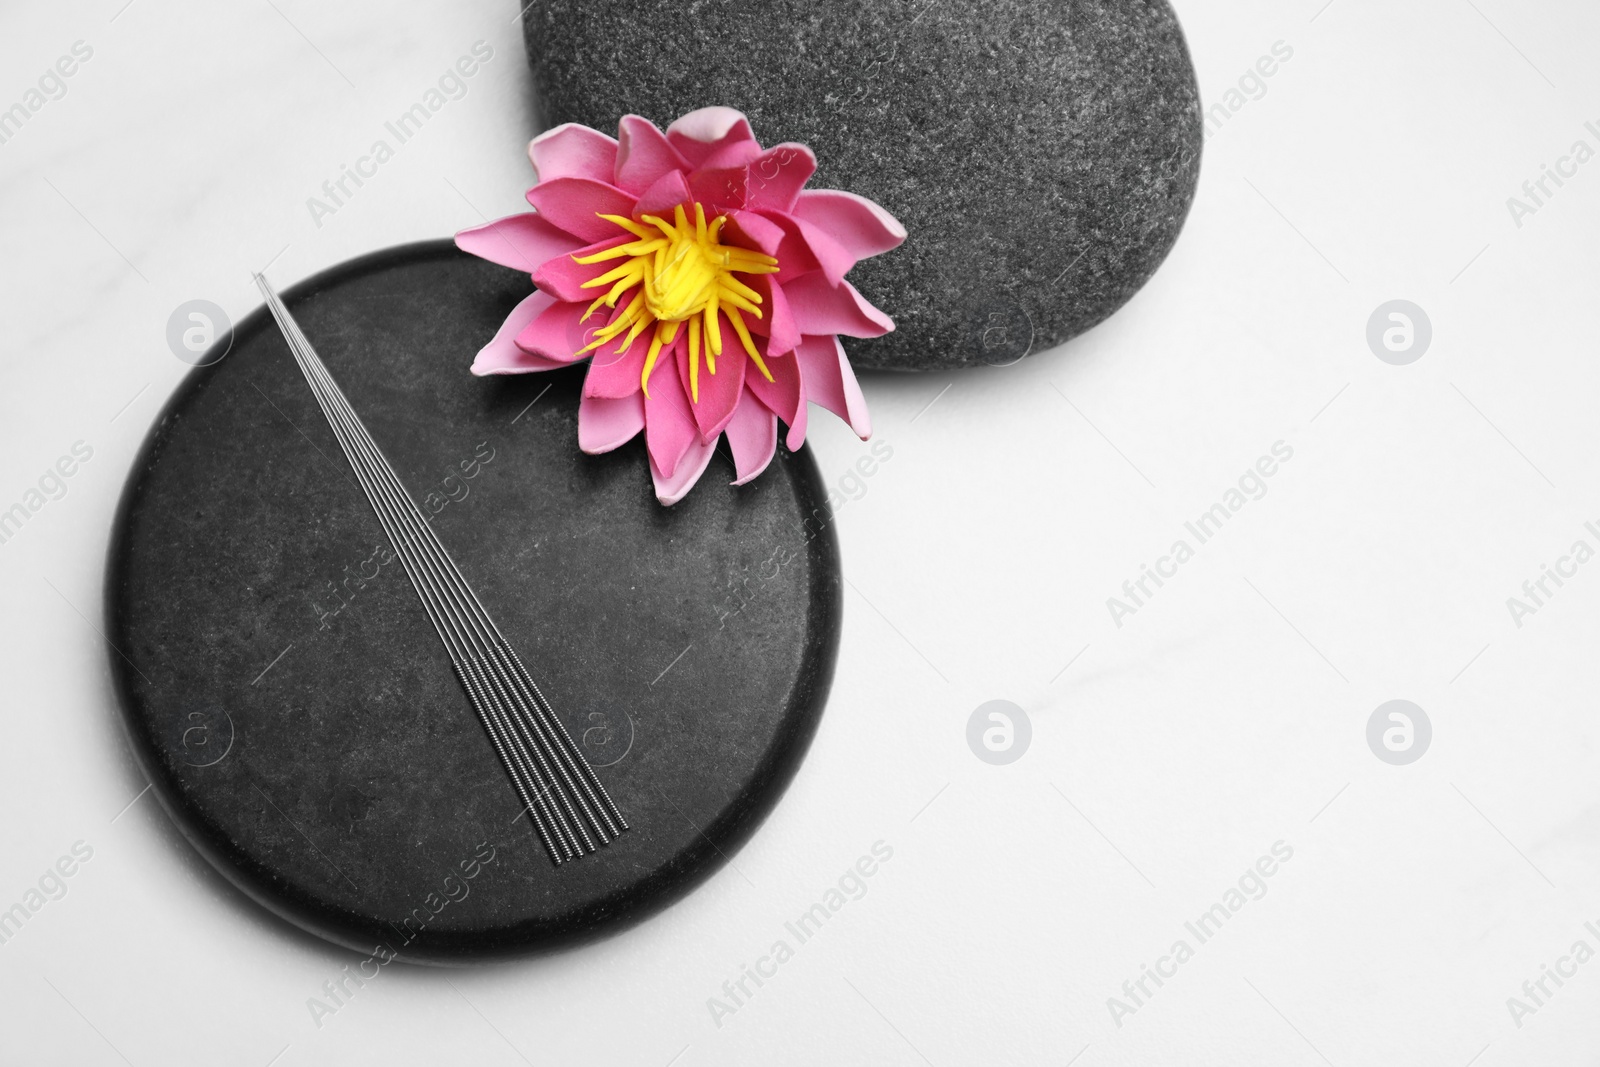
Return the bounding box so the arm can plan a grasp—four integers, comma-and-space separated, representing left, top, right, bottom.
252, 274, 626, 865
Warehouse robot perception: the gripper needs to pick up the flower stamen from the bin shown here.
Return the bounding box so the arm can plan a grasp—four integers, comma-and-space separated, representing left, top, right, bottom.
574, 201, 779, 398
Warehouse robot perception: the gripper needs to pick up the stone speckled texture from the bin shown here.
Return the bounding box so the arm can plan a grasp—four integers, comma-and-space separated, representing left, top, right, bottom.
105, 242, 841, 961
524, 0, 1202, 370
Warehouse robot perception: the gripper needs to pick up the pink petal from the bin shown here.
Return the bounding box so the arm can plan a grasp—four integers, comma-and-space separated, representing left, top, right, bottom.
574, 295, 657, 380
455, 213, 584, 274
666, 107, 757, 168
747, 345, 808, 451
582, 311, 649, 398
793, 189, 907, 261
760, 211, 822, 284
700, 139, 764, 170
530, 234, 633, 302
781, 273, 894, 338
514, 297, 593, 362
792, 217, 856, 286
525, 177, 637, 243
615, 115, 690, 196
724, 398, 778, 485
470, 291, 570, 375
762, 211, 854, 286
722, 211, 784, 257
676, 320, 748, 442
633, 170, 692, 220
746, 144, 816, 213
796, 334, 871, 438
688, 166, 747, 213
577, 393, 645, 453
650, 436, 717, 506
529, 123, 619, 185
744, 275, 801, 356
643, 343, 698, 478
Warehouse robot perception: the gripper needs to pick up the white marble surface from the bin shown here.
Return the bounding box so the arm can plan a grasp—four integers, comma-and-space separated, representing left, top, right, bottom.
3, 0, 1600, 1063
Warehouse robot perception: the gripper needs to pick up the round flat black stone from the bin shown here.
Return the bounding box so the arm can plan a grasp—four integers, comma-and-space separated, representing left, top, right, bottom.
105, 241, 841, 961
523, 0, 1202, 371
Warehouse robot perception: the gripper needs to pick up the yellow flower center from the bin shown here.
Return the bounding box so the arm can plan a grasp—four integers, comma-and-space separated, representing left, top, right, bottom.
570, 202, 780, 401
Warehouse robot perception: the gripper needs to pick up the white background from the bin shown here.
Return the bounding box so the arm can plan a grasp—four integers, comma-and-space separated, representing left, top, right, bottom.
2, 0, 1598, 1063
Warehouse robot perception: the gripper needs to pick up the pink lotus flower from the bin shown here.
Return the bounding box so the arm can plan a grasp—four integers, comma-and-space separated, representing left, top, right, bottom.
455, 107, 905, 504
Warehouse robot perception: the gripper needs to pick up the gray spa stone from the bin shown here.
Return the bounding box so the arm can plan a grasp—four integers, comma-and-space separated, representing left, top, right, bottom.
106, 242, 841, 960
523, 0, 1202, 371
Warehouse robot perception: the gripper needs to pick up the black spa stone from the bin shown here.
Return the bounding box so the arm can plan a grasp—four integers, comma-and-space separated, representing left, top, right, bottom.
105, 242, 841, 961
523, 0, 1202, 371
